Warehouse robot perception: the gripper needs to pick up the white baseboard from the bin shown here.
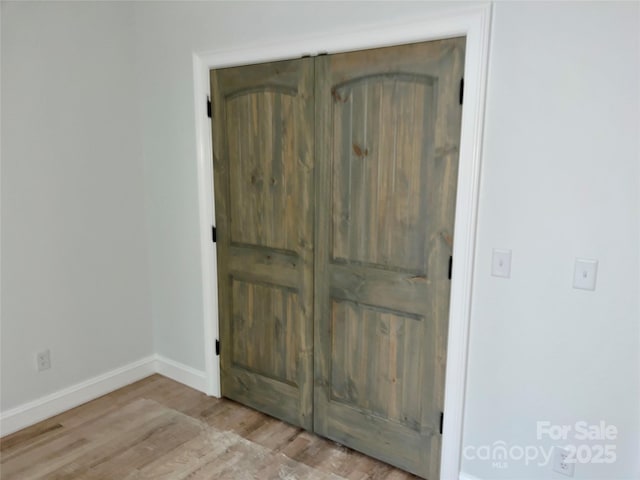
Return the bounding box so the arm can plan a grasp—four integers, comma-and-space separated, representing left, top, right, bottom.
154, 354, 207, 392
0, 355, 156, 437
0, 355, 208, 437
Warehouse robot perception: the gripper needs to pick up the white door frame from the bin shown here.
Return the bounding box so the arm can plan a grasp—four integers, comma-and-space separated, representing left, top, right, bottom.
192, 4, 491, 479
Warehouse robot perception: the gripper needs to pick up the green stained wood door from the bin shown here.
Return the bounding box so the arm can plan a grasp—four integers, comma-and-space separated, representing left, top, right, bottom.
210, 58, 315, 430
313, 38, 465, 479
210, 37, 465, 479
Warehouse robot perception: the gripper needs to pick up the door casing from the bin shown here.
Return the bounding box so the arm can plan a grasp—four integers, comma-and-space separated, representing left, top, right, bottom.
192, 4, 492, 479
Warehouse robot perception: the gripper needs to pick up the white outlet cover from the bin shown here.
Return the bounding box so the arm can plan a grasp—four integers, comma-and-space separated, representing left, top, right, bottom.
573, 258, 598, 291
552, 447, 575, 477
491, 249, 512, 278
36, 349, 51, 372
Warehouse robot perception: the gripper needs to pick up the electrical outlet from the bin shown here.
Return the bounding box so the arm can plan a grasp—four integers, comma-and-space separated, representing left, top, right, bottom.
36, 349, 51, 372
552, 447, 575, 477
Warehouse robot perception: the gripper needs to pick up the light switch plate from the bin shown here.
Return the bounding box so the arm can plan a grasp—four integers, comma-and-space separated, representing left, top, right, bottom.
491, 249, 512, 278
573, 258, 598, 291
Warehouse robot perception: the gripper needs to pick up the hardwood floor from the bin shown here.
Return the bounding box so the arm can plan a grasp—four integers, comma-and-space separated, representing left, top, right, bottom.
0, 375, 419, 479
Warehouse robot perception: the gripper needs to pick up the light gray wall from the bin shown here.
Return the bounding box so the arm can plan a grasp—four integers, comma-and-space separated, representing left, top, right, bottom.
1, 1, 153, 409
464, 2, 639, 479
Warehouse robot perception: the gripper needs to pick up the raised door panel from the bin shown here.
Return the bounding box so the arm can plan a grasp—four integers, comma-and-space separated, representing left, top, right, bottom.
226, 90, 300, 251
331, 74, 435, 273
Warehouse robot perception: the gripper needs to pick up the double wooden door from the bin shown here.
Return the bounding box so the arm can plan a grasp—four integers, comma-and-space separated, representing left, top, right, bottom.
210, 37, 465, 479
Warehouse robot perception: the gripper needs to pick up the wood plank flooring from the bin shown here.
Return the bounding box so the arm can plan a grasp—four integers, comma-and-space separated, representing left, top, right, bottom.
0, 375, 419, 479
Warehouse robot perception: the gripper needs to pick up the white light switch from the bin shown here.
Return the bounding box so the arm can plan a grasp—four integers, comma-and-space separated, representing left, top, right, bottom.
573, 258, 598, 291
491, 249, 512, 278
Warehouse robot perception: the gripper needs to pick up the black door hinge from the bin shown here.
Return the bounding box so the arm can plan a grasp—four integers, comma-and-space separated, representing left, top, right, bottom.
212, 226, 217, 243
207, 97, 212, 118
448, 256, 453, 280
459, 78, 464, 105
215, 339, 220, 356
440, 411, 444, 434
